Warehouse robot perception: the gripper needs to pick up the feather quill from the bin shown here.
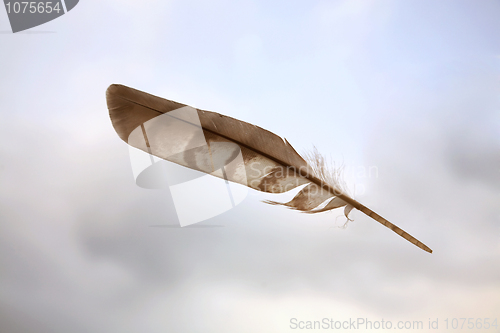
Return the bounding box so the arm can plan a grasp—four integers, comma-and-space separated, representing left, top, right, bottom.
106, 84, 432, 253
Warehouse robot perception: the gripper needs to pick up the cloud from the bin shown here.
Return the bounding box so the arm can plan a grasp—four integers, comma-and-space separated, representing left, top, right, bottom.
1, 1, 499, 332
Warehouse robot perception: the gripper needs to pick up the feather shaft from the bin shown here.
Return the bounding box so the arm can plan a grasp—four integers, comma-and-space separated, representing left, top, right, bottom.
304, 175, 432, 253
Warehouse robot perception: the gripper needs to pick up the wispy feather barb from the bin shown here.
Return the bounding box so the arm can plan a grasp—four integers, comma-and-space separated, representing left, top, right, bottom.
302, 146, 350, 197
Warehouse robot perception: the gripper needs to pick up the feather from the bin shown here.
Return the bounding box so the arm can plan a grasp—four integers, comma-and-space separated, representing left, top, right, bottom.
106, 84, 432, 253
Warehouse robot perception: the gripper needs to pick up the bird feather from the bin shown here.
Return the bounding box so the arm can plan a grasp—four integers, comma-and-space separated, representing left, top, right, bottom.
106, 84, 432, 253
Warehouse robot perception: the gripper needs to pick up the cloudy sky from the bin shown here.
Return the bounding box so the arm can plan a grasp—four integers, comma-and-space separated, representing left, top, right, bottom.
1, 0, 499, 332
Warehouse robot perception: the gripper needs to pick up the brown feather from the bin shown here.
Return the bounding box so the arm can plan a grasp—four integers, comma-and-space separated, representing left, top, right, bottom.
106, 84, 432, 253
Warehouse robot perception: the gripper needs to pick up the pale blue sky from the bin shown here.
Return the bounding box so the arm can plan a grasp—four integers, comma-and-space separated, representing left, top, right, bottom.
1, 1, 499, 332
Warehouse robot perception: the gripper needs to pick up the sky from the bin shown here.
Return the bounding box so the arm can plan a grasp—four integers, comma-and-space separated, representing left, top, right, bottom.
0, 0, 499, 332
